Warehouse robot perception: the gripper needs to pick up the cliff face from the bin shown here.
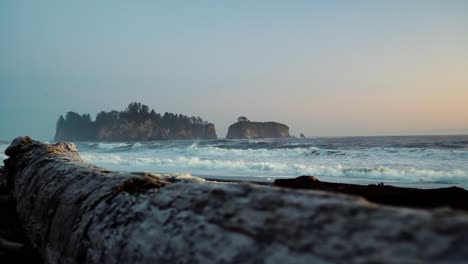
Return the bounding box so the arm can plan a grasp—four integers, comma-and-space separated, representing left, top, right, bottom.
57, 121, 217, 142
180, 123, 217, 140
96, 119, 168, 141
226, 121, 291, 139
159, 123, 217, 140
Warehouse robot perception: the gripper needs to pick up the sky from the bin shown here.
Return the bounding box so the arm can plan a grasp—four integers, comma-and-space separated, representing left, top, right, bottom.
1, 0, 467, 141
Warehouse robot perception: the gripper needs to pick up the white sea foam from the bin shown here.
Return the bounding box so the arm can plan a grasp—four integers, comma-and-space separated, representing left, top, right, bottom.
0, 144, 8, 160
80, 153, 468, 184
132, 143, 143, 149
80, 141, 468, 160
97, 143, 130, 149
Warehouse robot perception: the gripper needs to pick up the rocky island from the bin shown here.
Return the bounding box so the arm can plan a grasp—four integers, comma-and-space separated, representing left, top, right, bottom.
226, 117, 291, 139
54, 102, 217, 141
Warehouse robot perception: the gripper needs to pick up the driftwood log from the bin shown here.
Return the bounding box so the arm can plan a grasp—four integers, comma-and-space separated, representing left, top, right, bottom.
0, 166, 40, 263
4, 137, 468, 264
275, 176, 468, 211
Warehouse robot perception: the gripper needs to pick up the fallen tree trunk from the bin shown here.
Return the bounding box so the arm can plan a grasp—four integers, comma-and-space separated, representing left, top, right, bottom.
4, 137, 468, 264
0, 166, 41, 264
275, 176, 468, 211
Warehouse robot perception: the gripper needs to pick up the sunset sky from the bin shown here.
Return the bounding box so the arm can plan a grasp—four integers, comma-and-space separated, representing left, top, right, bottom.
1, 0, 467, 140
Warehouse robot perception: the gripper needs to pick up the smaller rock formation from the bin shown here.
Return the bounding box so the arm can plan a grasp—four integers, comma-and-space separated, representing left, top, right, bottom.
226, 117, 291, 139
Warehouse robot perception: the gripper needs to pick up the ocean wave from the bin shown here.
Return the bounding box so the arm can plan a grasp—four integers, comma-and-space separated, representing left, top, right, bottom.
76, 142, 150, 153
0, 143, 8, 160
75, 140, 468, 157
74, 142, 468, 165
80, 153, 468, 184
189, 146, 315, 158
72, 135, 468, 153
173, 145, 467, 161
78, 142, 130, 150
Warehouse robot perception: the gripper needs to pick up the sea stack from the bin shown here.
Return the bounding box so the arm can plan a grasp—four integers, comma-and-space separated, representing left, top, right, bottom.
54, 102, 217, 141
226, 117, 291, 139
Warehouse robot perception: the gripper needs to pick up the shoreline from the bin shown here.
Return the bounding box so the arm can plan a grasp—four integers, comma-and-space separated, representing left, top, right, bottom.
198, 173, 468, 189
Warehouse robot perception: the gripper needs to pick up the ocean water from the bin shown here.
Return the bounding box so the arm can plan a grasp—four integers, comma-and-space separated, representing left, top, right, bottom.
1, 135, 468, 188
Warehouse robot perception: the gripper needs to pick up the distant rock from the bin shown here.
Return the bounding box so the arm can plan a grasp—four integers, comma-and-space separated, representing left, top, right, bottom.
300, 133, 306, 138
226, 117, 291, 139
54, 102, 217, 141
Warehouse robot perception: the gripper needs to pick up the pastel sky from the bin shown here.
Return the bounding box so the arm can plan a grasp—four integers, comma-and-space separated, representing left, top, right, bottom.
1, 0, 467, 141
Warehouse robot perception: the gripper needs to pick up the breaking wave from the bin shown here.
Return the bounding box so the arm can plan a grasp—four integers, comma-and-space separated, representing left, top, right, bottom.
79, 153, 468, 184
76, 135, 468, 152
0, 143, 8, 160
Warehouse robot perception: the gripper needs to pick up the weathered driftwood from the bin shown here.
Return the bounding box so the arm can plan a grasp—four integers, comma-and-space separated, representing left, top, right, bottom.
0, 237, 24, 253
275, 176, 468, 211
0, 166, 41, 264
0, 167, 6, 193
4, 137, 468, 264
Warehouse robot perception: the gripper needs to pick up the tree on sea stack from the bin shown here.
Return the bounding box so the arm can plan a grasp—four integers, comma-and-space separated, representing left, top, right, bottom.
237, 116, 249, 122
